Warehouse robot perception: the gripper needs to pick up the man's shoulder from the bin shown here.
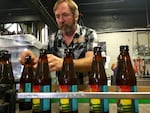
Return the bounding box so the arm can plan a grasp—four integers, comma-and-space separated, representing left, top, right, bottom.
49, 30, 61, 39
79, 25, 96, 32
51, 30, 61, 36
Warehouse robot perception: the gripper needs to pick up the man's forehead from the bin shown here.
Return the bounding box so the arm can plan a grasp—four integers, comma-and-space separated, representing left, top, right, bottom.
54, 2, 71, 14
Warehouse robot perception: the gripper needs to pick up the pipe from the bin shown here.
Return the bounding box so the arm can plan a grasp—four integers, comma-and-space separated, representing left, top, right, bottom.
24, 0, 58, 32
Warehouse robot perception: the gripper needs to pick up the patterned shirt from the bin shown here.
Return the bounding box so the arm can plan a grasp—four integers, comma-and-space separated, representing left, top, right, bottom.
47, 24, 97, 84
47, 24, 97, 58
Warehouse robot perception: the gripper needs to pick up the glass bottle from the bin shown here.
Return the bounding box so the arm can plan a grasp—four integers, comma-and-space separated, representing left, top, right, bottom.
0, 52, 3, 80
116, 45, 138, 113
19, 56, 34, 110
32, 49, 51, 113
0, 50, 16, 113
7, 53, 15, 87
0, 50, 14, 87
58, 48, 78, 113
89, 46, 109, 113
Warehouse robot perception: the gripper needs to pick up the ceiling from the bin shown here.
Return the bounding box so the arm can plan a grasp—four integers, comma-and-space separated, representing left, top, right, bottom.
0, 0, 150, 33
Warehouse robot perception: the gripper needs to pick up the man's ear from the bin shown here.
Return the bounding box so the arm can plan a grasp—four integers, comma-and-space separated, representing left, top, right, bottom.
75, 15, 79, 22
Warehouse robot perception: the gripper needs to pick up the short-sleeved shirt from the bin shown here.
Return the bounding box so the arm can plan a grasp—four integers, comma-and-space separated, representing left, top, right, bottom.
47, 24, 97, 58
47, 24, 97, 84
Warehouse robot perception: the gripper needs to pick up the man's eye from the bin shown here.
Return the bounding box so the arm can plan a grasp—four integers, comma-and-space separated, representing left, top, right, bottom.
55, 15, 59, 19
63, 13, 69, 17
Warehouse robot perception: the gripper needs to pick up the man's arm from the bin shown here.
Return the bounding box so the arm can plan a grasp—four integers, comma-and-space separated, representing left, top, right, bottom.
73, 51, 93, 72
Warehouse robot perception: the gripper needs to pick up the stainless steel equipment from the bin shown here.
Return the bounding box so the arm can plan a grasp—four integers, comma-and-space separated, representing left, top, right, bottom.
0, 34, 42, 80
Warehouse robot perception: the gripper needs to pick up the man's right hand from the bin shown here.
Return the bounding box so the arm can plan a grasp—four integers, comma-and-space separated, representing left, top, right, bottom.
19, 49, 38, 69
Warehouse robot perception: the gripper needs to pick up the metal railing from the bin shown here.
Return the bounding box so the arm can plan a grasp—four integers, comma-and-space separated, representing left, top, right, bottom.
17, 92, 150, 99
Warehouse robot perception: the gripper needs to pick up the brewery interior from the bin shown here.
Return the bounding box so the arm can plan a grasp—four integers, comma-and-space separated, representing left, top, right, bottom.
0, 0, 150, 113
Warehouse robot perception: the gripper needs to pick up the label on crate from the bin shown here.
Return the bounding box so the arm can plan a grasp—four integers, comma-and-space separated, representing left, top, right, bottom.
132, 85, 139, 113
41, 85, 51, 111
117, 85, 133, 112
20, 83, 32, 102
24, 83, 32, 102
90, 85, 109, 112
90, 85, 101, 112
59, 85, 78, 112
60, 85, 70, 112
101, 85, 109, 112
32, 85, 40, 111
71, 85, 78, 111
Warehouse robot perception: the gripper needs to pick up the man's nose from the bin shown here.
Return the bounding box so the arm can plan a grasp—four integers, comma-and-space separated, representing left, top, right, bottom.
58, 15, 64, 23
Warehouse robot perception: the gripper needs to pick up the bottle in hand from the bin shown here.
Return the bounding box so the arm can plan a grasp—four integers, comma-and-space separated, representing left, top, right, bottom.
32, 49, 51, 113
58, 48, 78, 113
19, 55, 34, 110
89, 46, 109, 113
116, 45, 138, 113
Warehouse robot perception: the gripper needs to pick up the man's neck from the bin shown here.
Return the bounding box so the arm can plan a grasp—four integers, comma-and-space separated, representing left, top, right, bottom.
63, 31, 75, 46
62, 25, 77, 46
63, 32, 75, 46
63, 31, 75, 37
63, 24, 77, 36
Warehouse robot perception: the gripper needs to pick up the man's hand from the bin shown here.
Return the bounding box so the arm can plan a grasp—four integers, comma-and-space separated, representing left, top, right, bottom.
47, 54, 63, 72
19, 49, 38, 69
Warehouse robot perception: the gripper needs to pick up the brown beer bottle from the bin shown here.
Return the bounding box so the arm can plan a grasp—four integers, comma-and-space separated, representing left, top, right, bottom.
89, 46, 109, 113
0, 52, 3, 80
19, 56, 34, 110
32, 49, 51, 113
116, 45, 138, 113
0, 50, 14, 87
58, 48, 78, 113
0, 50, 16, 113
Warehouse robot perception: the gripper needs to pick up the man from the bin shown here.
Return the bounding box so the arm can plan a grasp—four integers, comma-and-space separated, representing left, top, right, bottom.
19, 0, 97, 84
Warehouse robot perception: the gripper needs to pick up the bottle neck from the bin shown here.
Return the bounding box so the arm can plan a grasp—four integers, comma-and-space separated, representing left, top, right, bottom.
117, 50, 136, 85
36, 54, 50, 77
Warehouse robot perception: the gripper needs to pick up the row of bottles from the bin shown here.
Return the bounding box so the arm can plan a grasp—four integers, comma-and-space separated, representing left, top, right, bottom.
18, 45, 138, 113
19, 56, 34, 110
58, 47, 108, 113
58, 48, 78, 113
89, 47, 108, 113
19, 49, 51, 113
116, 45, 138, 113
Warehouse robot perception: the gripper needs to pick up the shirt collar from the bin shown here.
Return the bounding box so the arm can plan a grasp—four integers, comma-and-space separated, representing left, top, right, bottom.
74, 24, 81, 36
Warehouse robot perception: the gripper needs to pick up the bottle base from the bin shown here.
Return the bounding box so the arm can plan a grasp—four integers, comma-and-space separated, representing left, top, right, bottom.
32, 110, 51, 113
90, 111, 109, 113
117, 108, 138, 113
59, 111, 78, 113
19, 102, 32, 111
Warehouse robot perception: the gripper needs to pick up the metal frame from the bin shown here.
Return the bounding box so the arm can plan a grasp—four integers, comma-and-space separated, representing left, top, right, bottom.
17, 92, 150, 99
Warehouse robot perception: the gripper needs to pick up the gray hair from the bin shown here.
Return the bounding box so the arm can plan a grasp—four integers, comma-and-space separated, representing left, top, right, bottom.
53, 0, 79, 18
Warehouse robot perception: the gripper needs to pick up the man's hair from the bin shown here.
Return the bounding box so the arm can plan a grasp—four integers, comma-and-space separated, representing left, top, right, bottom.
53, 0, 79, 18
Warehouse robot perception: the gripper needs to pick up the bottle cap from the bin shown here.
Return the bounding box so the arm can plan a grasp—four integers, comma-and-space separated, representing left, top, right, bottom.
40, 49, 47, 54
24, 56, 32, 64
64, 48, 73, 54
120, 45, 129, 51
94, 46, 101, 53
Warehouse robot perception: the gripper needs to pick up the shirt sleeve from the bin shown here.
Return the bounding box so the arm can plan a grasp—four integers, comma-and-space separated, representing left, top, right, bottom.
85, 28, 98, 51
47, 33, 55, 54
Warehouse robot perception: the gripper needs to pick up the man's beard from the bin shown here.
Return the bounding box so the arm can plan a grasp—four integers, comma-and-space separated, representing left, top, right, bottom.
60, 21, 76, 35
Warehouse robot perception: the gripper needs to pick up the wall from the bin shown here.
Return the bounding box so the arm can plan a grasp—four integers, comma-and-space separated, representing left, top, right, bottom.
97, 30, 150, 77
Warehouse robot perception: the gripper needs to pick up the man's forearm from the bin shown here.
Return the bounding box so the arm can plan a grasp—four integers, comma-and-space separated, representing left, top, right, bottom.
73, 57, 93, 72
